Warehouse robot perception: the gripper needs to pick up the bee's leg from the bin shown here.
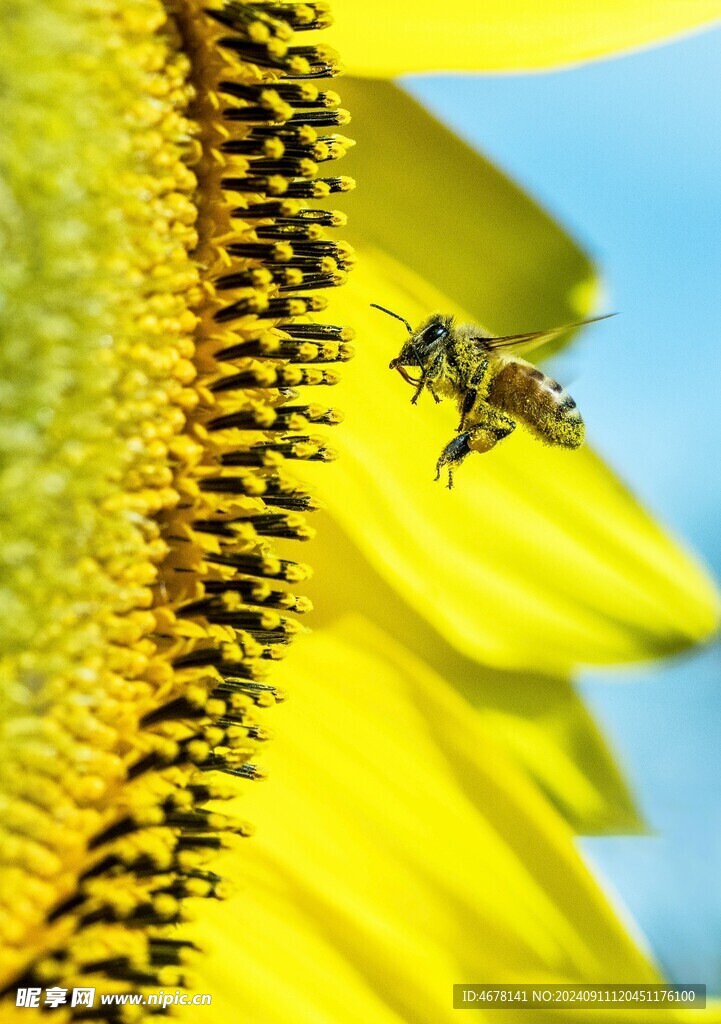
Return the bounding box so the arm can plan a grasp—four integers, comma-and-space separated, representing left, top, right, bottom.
410, 375, 426, 405
457, 388, 477, 431
435, 432, 472, 489
412, 353, 443, 405
468, 419, 515, 454
470, 360, 488, 387
435, 411, 515, 488
467, 403, 516, 452
457, 360, 489, 428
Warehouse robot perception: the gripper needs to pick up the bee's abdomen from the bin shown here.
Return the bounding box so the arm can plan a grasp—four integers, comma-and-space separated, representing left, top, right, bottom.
486, 359, 584, 448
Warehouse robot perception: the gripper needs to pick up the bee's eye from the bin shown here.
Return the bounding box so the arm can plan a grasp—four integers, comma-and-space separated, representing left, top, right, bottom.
422, 322, 447, 345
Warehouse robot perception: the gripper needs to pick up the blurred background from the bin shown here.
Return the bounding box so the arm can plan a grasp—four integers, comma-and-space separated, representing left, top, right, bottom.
405, 25, 721, 994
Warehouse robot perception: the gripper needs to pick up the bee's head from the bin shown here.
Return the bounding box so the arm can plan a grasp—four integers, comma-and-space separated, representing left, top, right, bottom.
371, 305, 453, 376
388, 315, 453, 385
404, 314, 452, 366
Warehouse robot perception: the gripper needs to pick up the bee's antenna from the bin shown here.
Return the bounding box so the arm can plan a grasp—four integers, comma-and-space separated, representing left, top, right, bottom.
370, 303, 413, 334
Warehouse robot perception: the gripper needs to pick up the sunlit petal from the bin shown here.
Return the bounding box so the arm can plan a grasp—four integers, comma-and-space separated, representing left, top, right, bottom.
305, 514, 643, 834
188, 619, 715, 1023
338, 79, 597, 344
331, 0, 721, 76
303, 251, 719, 672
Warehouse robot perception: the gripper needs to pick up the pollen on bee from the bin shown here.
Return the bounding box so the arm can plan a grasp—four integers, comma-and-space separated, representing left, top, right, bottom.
381, 305, 593, 483
486, 361, 584, 449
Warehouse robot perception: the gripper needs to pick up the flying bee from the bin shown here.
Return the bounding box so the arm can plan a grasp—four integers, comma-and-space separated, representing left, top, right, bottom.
372, 303, 613, 487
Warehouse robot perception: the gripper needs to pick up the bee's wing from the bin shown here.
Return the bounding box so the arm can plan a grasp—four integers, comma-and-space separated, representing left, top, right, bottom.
478, 313, 615, 354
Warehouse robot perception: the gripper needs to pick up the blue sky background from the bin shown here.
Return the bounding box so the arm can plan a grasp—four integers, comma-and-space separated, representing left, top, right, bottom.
405, 25, 721, 993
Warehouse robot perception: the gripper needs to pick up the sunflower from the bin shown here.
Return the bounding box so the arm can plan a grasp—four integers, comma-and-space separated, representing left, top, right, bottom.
0, 0, 719, 1020
1, 0, 353, 1009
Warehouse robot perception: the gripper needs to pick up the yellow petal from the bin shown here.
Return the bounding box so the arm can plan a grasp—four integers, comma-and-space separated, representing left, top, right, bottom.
309, 83, 718, 667
331, 0, 721, 75
188, 619, 709, 1023
339, 79, 597, 343
303, 250, 720, 672
307, 515, 642, 835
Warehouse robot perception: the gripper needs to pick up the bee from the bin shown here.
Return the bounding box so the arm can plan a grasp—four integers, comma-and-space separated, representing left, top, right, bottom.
372, 304, 612, 487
